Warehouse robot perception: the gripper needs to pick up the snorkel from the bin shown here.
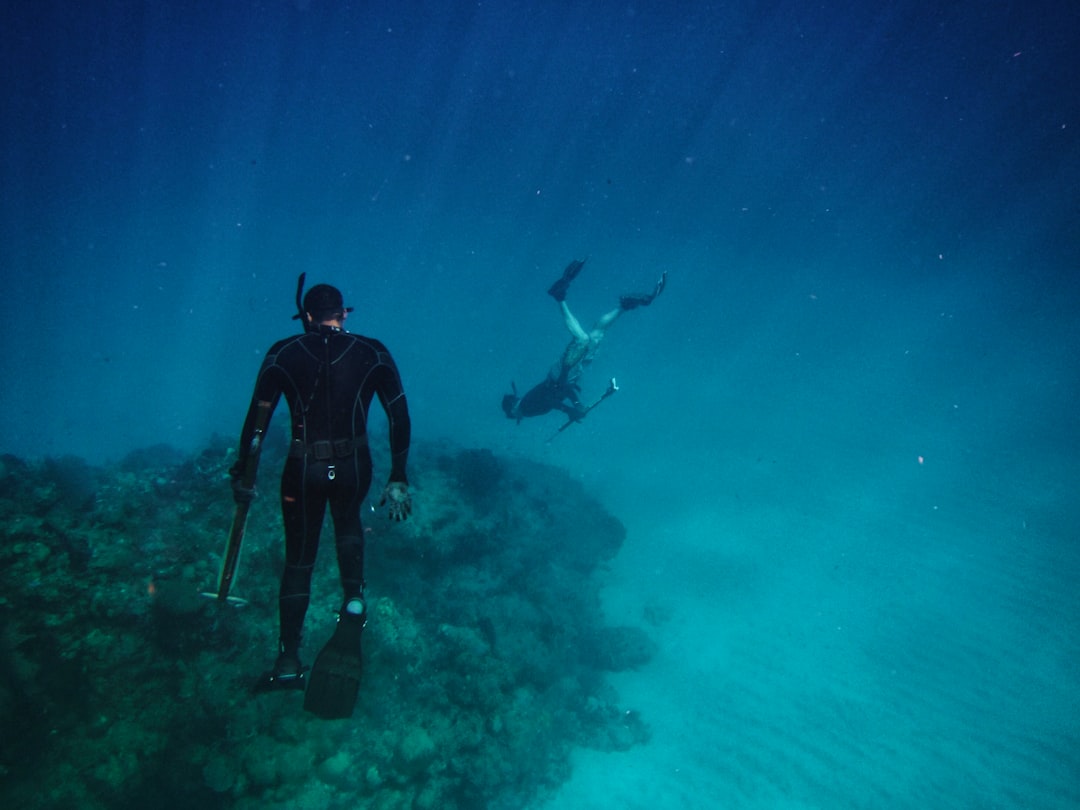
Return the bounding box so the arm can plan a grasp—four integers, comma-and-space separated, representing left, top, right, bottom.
293, 272, 316, 333
292, 275, 351, 333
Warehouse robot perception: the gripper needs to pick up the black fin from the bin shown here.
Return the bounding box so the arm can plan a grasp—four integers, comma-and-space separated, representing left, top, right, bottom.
620, 271, 667, 310
303, 613, 365, 719
547, 258, 587, 302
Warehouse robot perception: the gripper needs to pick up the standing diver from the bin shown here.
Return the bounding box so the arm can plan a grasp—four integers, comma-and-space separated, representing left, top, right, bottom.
230, 276, 411, 718
502, 258, 666, 424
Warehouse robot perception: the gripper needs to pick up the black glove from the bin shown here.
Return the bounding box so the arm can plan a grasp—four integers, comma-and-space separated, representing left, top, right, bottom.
229, 464, 256, 505
379, 481, 411, 521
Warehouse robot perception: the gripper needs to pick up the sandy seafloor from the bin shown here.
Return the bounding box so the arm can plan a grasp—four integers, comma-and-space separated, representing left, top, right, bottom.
535, 462, 1078, 809
473, 357, 1076, 810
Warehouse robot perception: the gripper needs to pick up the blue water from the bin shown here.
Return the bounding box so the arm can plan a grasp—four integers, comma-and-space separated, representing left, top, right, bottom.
3, 1, 1078, 807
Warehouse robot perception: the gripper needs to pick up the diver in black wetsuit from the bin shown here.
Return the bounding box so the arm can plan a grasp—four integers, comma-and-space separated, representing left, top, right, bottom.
231, 280, 411, 689
502, 259, 666, 423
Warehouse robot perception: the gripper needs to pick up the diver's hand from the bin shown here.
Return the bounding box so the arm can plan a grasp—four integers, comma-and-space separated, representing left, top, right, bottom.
380, 481, 411, 521
231, 478, 256, 505
229, 463, 257, 505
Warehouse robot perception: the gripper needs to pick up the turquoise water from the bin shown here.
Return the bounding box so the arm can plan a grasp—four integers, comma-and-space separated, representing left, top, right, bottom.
2, 1, 1077, 808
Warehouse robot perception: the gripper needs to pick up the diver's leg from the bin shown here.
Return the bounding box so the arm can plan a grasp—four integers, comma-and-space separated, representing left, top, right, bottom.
591, 306, 624, 335
574, 307, 625, 355
329, 454, 373, 609
561, 301, 590, 341
278, 460, 327, 665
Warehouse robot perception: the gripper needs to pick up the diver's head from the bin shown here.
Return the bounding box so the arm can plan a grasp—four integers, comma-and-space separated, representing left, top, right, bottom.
501, 393, 520, 420
293, 282, 354, 325
304, 284, 353, 322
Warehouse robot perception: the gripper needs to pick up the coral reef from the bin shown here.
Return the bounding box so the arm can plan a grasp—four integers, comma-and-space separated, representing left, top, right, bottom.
0, 437, 652, 809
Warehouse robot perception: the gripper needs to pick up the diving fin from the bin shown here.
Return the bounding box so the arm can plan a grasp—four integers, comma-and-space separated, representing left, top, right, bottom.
303, 608, 365, 719
620, 270, 667, 310
253, 657, 309, 694
547, 258, 587, 302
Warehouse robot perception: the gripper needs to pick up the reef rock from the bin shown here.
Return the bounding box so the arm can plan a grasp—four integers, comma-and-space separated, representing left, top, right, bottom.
0, 438, 653, 810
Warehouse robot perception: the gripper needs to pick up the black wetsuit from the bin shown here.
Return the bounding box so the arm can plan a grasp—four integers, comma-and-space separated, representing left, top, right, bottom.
234, 324, 410, 658
515, 375, 584, 419
507, 343, 590, 422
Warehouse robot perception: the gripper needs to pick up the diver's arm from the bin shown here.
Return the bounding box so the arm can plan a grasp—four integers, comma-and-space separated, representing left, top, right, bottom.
382, 387, 411, 485
557, 395, 587, 422
371, 358, 410, 483
231, 364, 281, 502
372, 354, 412, 521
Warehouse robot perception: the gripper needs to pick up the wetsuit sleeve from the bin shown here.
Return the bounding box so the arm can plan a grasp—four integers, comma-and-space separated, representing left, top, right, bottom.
373, 350, 411, 485
232, 352, 282, 480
